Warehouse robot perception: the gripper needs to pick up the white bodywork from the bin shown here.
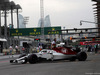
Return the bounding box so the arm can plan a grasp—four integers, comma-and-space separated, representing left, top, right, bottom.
36, 49, 76, 60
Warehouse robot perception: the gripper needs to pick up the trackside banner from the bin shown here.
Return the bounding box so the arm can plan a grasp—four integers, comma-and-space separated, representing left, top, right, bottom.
10, 26, 61, 36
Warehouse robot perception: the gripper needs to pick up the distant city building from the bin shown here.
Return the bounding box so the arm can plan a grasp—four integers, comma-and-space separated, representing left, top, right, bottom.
44, 15, 51, 27
18, 14, 26, 28
38, 19, 42, 27
38, 15, 51, 27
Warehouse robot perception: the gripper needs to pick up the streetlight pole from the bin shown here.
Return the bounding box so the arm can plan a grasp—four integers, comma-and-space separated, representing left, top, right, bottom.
0, 10, 1, 37
80, 20, 97, 25
0, 0, 5, 38
4, 0, 11, 48
15, 4, 21, 46
80, 20, 98, 37
16, 4, 21, 28
10, 1, 15, 28
4, 2, 8, 48
16, 9, 19, 29
9, 1, 16, 46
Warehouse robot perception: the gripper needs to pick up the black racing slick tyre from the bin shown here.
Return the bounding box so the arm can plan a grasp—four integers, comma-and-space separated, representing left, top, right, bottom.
77, 52, 87, 61
28, 54, 38, 64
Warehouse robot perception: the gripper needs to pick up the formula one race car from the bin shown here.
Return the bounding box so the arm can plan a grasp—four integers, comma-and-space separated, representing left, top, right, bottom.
10, 44, 87, 64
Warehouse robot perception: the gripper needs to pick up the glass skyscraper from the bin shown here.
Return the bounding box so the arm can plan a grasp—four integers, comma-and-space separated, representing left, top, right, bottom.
38, 15, 51, 27
18, 14, 26, 28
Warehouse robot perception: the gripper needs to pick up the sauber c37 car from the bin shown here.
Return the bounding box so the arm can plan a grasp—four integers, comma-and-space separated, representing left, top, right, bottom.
10, 45, 87, 64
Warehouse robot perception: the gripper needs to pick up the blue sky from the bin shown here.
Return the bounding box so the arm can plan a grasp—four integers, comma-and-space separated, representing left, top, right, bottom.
9, 0, 96, 29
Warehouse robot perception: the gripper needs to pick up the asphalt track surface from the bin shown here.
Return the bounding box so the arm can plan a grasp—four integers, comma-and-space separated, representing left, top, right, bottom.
0, 53, 100, 75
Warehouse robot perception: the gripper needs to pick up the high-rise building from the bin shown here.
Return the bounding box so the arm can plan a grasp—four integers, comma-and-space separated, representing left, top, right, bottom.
18, 14, 26, 28
38, 15, 51, 27
44, 15, 51, 27
38, 18, 42, 27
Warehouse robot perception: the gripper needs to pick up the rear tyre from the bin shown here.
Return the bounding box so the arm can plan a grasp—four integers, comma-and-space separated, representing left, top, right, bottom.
28, 54, 38, 64
77, 52, 87, 61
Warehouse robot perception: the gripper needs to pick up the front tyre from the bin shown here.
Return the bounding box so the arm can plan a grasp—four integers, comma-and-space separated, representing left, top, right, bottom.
77, 52, 87, 61
28, 54, 38, 64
